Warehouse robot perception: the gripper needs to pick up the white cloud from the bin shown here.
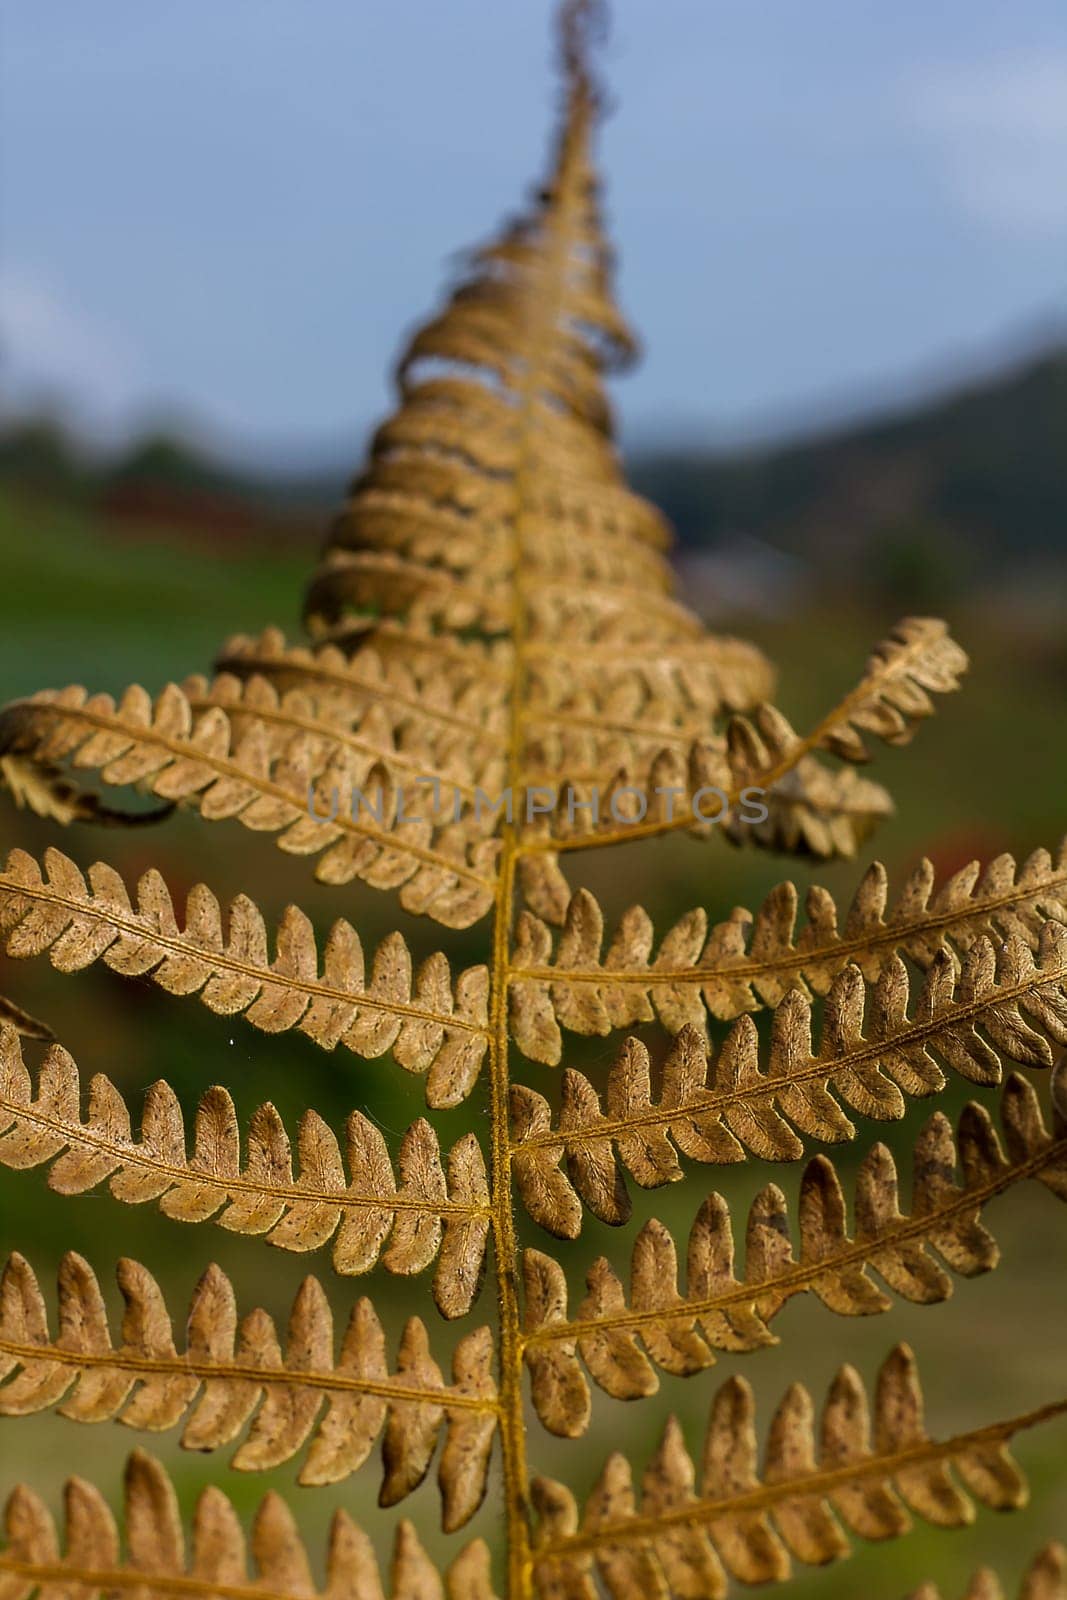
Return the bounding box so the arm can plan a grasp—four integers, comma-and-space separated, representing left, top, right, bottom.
0, 267, 142, 434
901, 53, 1067, 236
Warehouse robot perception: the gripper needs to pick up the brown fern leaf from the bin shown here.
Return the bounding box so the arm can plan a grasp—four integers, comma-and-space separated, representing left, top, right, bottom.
908, 1544, 1067, 1600
736, 756, 896, 860
295, 457, 783, 806
519, 643, 774, 789
0, 1449, 500, 1599
529, 1343, 1060, 1598
784, 615, 970, 761
214, 625, 510, 737
522, 628, 777, 729
0, 684, 499, 929
512, 924, 1067, 1233
0, 1027, 489, 1314
0, 751, 173, 828
509, 841, 1067, 1063
512, 700, 915, 928
528, 617, 965, 857
286, 0, 961, 875
0, 845, 490, 1107
181, 666, 508, 801
320, 611, 774, 720
0, 1252, 497, 1524
520, 1068, 1067, 1435
516, 735, 893, 927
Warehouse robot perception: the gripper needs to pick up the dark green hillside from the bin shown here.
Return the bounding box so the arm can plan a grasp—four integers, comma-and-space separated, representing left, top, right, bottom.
630, 346, 1067, 595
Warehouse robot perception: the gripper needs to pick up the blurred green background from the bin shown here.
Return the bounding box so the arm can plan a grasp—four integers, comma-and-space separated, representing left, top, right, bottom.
0, 363, 1065, 1599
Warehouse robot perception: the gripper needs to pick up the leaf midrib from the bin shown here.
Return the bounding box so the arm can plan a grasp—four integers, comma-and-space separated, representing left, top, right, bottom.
0, 1093, 485, 1218
0, 1335, 496, 1411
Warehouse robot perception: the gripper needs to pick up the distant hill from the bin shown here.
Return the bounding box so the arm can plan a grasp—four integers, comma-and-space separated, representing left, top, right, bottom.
629, 347, 1067, 602
3, 344, 1064, 602
0, 420, 338, 550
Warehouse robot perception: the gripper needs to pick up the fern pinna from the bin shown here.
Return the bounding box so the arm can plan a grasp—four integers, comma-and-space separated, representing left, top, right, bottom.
0, 4, 1064, 1597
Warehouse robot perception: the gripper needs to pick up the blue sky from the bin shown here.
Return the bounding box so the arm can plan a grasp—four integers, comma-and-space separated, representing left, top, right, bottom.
3, 1, 1066, 458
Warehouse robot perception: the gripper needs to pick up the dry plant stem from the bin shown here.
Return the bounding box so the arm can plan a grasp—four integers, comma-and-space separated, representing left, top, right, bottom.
0, 1561, 264, 1600
491, 848, 530, 1594
486, 69, 590, 1600
0, 1334, 495, 1410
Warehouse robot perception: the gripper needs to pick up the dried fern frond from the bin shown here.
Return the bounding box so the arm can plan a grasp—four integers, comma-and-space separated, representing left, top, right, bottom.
512, 925, 1067, 1232
0, 685, 501, 928
0, 1027, 489, 1314
182, 667, 507, 795
0, 752, 173, 829
513, 762, 895, 935
510, 619, 966, 926
526, 617, 965, 854
216, 625, 511, 737
520, 1069, 1067, 1434
217, 625, 778, 757
530, 1343, 1061, 1597
0, 53, 965, 904
0, 1449, 499, 1600
509, 841, 1067, 1062
795, 616, 969, 759
0, 1252, 496, 1523
0, 624, 965, 898
304, 240, 965, 841
0, 845, 490, 1106
0, 5, 1058, 1597
908, 1545, 1067, 1600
